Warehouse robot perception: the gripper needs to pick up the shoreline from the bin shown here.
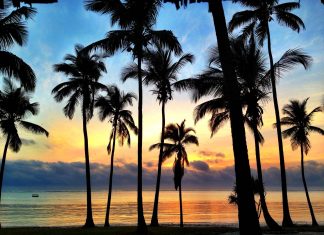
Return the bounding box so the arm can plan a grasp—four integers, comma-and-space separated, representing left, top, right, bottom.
0, 225, 324, 235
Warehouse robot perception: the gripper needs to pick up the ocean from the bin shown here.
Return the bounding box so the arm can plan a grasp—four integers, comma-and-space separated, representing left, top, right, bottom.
0, 190, 323, 227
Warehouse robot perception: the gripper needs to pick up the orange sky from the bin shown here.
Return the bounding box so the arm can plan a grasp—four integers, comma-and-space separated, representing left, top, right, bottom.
1, 1, 323, 174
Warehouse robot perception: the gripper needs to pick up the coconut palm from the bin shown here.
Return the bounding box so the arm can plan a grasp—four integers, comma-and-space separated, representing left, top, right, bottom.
234, 36, 280, 229
150, 120, 198, 228
176, 36, 311, 229
228, 177, 262, 217
0, 78, 48, 202
0, 6, 36, 91
123, 46, 194, 226
95, 85, 137, 227
163, 1, 261, 232
146, 49, 193, 227
84, 0, 181, 230
52, 44, 107, 228
280, 98, 323, 226
229, 0, 310, 226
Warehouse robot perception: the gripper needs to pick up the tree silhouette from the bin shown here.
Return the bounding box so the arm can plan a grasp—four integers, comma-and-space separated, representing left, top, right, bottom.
280, 98, 324, 227
95, 85, 137, 227
229, 177, 262, 217
163, 1, 261, 232
52, 44, 107, 228
229, 0, 309, 227
123, 46, 194, 226
150, 120, 198, 228
0, 78, 48, 202
84, 0, 181, 231
146, 48, 193, 227
0, 6, 36, 91
176, 36, 312, 229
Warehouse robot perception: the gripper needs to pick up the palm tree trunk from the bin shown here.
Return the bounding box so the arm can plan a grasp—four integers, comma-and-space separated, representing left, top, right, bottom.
104, 125, 117, 227
252, 122, 280, 230
137, 52, 147, 233
0, 135, 10, 203
208, 1, 261, 234
300, 146, 318, 226
82, 106, 95, 228
265, 24, 293, 227
150, 101, 166, 227
179, 180, 184, 228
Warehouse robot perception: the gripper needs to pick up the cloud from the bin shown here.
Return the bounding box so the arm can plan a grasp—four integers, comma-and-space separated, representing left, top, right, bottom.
199, 150, 226, 158
190, 161, 210, 171
3, 160, 324, 191
21, 139, 36, 146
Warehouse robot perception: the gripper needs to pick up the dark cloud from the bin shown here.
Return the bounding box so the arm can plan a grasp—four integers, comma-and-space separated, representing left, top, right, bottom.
144, 161, 155, 168
190, 161, 210, 171
3, 160, 324, 191
199, 150, 225, 158
21, 138, 36, 146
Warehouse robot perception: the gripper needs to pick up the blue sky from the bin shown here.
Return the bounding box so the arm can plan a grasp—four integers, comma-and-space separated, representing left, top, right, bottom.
1, 0, 324, 188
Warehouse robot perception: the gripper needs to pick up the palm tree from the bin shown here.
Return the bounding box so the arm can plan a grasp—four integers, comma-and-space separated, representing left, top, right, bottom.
163, 1, 261, 232
234, 36, 281, 230
229, 1, 310, 226
228, 177, 262, 217
123, 46, 194, 226
0, 6, 36, 91
95, 85, 137, 227
0, 78, 48, 202
52, 44, 107, 228
150, 120, 198, 228
84, 0, 181, 231
176, 37, 312, 229
146, 49, 193, 227
280, 98, 323, 227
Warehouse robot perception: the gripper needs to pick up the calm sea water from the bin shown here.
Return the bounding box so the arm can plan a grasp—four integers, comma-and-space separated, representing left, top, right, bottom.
0, 190, 323, 227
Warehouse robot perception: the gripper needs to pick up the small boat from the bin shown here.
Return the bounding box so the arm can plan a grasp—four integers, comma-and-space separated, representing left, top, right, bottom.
32, 194, 39, 198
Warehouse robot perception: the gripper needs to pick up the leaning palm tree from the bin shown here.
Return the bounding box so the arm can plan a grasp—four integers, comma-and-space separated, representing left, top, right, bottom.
84, 0, 181, 231
163, 1, 261, 232
280, 98, 323, 227
0, 6, 36, 91
52, 44, 107, 228
95, 85, 137, 227
0, 78, 48, 202
123, 46, 194, 226
176, 37, 312, 229
150, 120, 198, 228
229, 0, 310, 226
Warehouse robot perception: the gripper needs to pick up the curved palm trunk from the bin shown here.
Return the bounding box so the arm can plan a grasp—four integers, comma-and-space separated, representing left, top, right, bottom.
0, 135, 10, 203
252, 122, 280, 230
82, 106, 95, 228
150, 101, 166, 226
209, 1, 261, 234
265, 24, 293, 227
137, 53, 147, 233
300, 146, 318, 226
178, 180, 184, 228
104, 125, 117, 227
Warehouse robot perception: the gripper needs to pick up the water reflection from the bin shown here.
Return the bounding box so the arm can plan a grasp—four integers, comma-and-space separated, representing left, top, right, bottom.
0, 190, 323, 227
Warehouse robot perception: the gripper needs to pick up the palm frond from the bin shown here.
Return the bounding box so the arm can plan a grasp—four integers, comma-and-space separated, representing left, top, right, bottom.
275, 10, 305, 33
19, 121, 49, 137
149, 29, 182, 55
0, 51, 36, 91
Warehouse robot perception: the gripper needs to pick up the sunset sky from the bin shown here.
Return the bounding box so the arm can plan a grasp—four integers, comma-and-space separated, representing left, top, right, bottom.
1, 0, 324, 189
